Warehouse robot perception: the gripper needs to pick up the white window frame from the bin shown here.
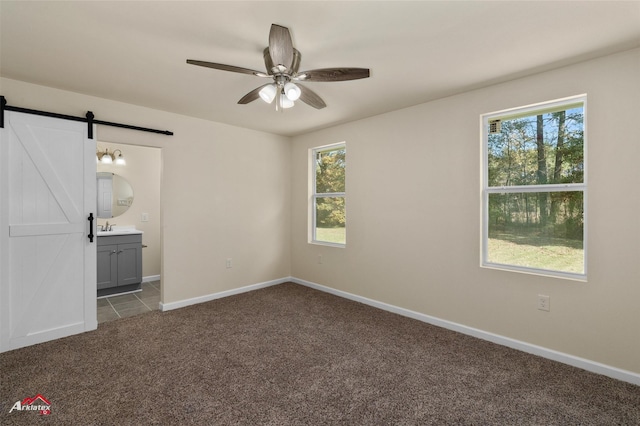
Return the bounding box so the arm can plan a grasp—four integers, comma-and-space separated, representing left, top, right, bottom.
481, 95, 587, 280
310, 142, 346, 248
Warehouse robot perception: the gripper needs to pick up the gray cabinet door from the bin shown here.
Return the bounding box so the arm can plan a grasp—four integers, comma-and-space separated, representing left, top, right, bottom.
97, 244, 118, 290
97, 234, 143, 291
117, 243, 142, 287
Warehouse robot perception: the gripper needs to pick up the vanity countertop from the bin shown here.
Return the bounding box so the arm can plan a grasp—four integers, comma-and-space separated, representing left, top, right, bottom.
97, 225, 143, 237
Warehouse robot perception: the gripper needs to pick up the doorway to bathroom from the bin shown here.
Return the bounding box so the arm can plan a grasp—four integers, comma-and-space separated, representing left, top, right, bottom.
94, 142, 162, 323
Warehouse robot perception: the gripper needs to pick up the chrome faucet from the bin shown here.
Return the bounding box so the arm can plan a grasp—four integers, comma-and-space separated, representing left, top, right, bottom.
99, 221, 116, 232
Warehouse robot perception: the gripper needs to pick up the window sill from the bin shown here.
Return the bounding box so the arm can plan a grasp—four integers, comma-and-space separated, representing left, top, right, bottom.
309, 240, 346, 249
482, 262, 587, 282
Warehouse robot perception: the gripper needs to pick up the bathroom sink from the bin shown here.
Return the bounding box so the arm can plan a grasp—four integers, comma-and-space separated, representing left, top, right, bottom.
97, 226, 143, 236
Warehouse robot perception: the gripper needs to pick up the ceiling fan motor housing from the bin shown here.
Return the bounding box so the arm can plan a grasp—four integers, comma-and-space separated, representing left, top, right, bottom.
264, 47, 301, 76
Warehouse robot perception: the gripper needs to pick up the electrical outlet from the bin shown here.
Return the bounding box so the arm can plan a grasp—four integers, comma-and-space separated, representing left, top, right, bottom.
317, 254, 322, 264
226, 258, 232, 269
538, 294, 550, 311
141, 212, 149, 222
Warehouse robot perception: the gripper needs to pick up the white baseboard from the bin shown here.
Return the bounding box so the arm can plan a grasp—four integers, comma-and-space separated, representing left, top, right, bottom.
291, 277, 640, 387
159, 277, 288, 312
142, 275, 160, 283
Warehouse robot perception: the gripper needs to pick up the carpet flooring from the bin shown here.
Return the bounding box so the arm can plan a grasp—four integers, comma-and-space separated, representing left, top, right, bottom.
1, 282, 639, 425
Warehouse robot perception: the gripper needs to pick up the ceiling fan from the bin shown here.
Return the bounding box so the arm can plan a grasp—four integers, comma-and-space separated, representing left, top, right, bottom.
187, 24, 370, 111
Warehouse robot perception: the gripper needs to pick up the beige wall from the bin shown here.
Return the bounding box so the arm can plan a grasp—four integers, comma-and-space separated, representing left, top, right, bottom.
97, 142, 161, 279
291, 48, 640, 374
1, 77, 292, 305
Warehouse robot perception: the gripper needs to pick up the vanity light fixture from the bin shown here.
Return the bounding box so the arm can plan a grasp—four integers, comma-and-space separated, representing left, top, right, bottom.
97, 148, 126, 165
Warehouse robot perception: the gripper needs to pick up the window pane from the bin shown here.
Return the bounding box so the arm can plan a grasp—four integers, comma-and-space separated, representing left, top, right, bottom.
488, 106, 584, 187
487, 191, 584, 274
315, 147, 346, 193
315, 196, 345, 244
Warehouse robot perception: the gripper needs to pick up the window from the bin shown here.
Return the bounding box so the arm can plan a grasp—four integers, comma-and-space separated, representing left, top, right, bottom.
482, 96, 586, 279
311, 143, 346, 246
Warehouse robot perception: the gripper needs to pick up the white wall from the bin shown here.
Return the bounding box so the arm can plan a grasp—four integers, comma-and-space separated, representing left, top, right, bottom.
291, 48, 640, 375
0, 77, 292, 305
97, 141, 161, 279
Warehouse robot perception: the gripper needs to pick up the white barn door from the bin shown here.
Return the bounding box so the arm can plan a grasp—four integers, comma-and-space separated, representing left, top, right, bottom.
0, 111, 97, 352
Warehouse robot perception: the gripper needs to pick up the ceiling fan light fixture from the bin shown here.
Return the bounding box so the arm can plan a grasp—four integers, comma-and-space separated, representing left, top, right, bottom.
284, 82, 301, 101
259, 84, 277, 103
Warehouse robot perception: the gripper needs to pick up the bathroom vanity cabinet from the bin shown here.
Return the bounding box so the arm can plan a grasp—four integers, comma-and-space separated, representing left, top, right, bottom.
97, 233, 142, 297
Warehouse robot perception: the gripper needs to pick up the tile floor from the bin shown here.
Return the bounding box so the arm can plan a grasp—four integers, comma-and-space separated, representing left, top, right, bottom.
97, 281, 160, 324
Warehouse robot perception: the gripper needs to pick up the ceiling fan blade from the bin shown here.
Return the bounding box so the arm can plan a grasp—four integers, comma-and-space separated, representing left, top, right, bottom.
296, 68, 370, 82
237, 84, 272, 105
186, 60, 268, 77
298, 84, 327, 109
268, 24, 294, 70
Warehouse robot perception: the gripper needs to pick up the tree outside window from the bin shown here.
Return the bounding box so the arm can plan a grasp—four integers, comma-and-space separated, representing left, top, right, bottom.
312, 144, 346, 246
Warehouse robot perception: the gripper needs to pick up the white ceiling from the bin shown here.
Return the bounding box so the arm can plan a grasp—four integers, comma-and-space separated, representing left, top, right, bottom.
1, 1, 639, 137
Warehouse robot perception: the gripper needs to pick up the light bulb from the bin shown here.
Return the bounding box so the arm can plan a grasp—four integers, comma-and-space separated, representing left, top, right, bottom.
101, 154, 113, 164
280, 95, 295, 109
115, 154, 126, 165
284, 82, 301, 101
259, 84, 276, 103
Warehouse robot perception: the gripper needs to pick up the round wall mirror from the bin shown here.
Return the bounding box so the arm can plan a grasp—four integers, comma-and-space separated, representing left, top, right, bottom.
97, 172, 134, 218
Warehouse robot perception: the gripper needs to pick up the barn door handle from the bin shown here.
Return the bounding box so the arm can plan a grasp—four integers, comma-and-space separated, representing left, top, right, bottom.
88, 213, 95, 243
